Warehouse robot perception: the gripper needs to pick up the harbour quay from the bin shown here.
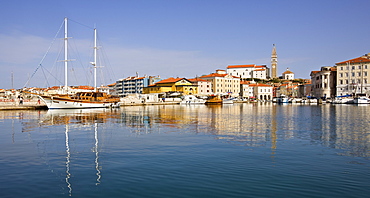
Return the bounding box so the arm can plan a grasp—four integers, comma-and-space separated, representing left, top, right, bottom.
0, 99, 47, 110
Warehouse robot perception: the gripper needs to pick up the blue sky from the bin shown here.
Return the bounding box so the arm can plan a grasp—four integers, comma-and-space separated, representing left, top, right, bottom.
1, 0, 370, 89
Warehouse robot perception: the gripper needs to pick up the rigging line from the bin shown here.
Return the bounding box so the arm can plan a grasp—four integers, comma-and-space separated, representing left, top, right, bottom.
97, 35, 116, 84
40, 65, 50, 88
23, 19, 65, 87
68, 18, 94, 30
41, 64, 64, 86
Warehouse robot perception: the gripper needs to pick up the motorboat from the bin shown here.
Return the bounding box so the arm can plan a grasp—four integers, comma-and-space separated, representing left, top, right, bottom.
180, 95, 206, 105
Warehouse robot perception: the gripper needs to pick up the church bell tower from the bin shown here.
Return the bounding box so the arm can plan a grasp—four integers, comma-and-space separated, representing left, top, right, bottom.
271, 44, 278, 78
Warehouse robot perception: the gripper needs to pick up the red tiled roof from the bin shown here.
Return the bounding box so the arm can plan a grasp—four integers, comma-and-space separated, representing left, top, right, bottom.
227, 64, 255, 69
201, 73, 227, 78
254, 69, 266, 71
155, 77, 186, 84
75, 86, 94, 90
200, 73, 239, 78
336, 56, 370, 65
249, 83, 272, 87
188, 78, 208, 82
283, 70, 294, 74
310, 71, 320, 75
227, 64, 266, 69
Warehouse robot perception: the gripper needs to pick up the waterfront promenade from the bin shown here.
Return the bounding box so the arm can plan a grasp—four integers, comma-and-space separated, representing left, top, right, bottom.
0, 99, 47, 110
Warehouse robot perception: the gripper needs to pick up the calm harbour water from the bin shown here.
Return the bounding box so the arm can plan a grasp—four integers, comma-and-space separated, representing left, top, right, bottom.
0, 103, 369, 198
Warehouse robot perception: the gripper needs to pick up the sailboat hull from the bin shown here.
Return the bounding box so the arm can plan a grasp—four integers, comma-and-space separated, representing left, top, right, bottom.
40, 95, 119, 109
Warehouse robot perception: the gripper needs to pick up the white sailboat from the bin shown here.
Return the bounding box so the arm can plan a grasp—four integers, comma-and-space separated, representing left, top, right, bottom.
39, 18, 120, 109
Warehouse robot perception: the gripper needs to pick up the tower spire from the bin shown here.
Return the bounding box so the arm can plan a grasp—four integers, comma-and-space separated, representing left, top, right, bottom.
271, 44, 278, 78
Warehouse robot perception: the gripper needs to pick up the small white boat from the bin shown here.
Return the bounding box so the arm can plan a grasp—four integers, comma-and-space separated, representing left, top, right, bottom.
277, 95, 289, 103
222, 98, 234, 104
353, 96, 370, 104
332, 97, 354, 104
180, 95, 206, 105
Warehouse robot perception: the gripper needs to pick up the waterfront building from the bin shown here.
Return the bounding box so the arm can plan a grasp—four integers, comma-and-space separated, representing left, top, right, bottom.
200, 69, 240, 98
240, 81, 273, 100
240, 81, 251, 99
310, 66, 336, 98
188, 78, 212, 96
143, 77, 198, 95
282, 68, 294, 80
335, 53, 370, 97
297, 82, 312, 98
115, 75, 160, 97
249, 83, 273, 101
227, 64, 269, 80
271, 44, 278, 78
275, 82, 300, 97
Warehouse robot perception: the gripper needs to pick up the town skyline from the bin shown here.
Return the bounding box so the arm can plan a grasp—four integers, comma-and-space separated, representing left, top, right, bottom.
1, 0, 370, 89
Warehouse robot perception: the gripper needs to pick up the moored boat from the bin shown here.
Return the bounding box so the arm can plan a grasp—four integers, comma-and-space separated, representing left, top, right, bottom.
180, 95, 206, 105
40, 92, 120, 109
353, 96, 370, 104
276, 95, 289, 103
37, 18, 120, 109
205, 95, 234, 105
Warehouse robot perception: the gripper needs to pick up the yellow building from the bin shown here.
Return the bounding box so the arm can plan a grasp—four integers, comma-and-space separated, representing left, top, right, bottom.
143, 77, 198, 95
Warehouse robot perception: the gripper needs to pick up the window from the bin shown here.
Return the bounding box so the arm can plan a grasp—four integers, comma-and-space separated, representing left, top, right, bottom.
341, 67, 344, 70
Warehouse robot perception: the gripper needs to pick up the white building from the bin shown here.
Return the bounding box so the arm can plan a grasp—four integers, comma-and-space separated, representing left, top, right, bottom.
249, 83, 273, 101
240, 81, 273, 100
310, 66, 336, 98
282, 68, 295, 80
336, 53, 370, 97
227, 64, 269, 80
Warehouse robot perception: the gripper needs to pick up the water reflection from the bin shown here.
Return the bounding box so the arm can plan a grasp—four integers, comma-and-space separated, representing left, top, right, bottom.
2, 103, 370, 159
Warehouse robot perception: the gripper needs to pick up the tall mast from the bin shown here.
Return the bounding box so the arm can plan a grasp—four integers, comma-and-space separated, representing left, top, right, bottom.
64, 17, 68, 91
94, 28, 97, 92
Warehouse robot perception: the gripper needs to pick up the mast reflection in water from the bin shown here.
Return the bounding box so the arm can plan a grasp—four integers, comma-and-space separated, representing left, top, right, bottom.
0, 104, 369, 198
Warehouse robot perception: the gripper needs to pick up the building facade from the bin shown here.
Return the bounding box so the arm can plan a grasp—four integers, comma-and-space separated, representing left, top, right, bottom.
310, 66, 336, 98
200, 70, 240, 98
115, 75, 160, 97
249, 83, 273, 101
336, 53, 370, 97
188, 78, 212, 96
143, 77, 198, 95
227, 64, 268, 80
240, 81, 250, 99
282, 68, 294, 80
